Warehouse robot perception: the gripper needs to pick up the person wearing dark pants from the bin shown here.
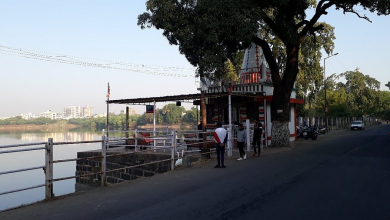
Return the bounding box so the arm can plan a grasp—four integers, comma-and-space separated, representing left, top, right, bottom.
252, 119, 263, 157
235, 123, 247, 161
214, 122, 227, 168
215, 143, 226, 168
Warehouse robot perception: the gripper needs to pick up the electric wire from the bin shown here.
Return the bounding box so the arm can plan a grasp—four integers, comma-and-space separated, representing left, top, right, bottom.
0, 45, 197, 78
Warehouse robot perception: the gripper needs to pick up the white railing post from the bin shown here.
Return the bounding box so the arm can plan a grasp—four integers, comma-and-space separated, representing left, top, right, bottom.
101, 135, 107, 187
228, 94, 232, 157
134, 129, 138, 152
171, 130, 177, 170
227, 127, 232, 157
246, 119, 250, 151
45, 138, 53, 200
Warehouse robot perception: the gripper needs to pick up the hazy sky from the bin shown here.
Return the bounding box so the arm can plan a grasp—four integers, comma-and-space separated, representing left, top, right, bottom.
1, 1, 389, 117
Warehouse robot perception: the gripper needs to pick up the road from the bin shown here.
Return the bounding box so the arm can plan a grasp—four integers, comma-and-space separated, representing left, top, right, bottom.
1, 124, 390, 220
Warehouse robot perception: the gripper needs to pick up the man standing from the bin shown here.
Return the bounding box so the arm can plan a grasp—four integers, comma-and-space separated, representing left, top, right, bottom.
252, 119, 263, 157
214, 122, 227, 168
235, 123, 247, 161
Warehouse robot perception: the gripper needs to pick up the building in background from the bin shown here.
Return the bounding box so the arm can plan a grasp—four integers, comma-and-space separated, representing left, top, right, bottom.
56, 113, 63, 120
39, 110, 57, 120
120, 108, 136, 115
21, 112, 33, 120
63, 106, 81, 119
81, 106, 94, 118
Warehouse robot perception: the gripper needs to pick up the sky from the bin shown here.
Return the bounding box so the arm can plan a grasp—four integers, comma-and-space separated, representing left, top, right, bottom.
0, 1, 389, 118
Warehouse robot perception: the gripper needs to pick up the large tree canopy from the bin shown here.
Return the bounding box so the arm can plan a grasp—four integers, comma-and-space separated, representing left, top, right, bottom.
312, 70, 383, 117
138, 0, 390, 147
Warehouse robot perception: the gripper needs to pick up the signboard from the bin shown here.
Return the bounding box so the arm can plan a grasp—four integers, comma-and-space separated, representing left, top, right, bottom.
325, 107, 328, 113
193, 100, 201, 105
146, 105, 154, 113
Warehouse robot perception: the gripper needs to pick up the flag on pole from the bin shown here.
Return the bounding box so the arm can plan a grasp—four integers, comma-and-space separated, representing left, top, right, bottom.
106, 83, 110, 98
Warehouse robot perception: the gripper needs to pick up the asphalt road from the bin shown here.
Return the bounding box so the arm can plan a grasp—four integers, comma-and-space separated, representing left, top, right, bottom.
1, 124, 390, 220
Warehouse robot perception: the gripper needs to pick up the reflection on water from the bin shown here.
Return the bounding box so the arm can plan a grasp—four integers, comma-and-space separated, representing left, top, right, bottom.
0, 128, 103, 211
20, 132, 99, 142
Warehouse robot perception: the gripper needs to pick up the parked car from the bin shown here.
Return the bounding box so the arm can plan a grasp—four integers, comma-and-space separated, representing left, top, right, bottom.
351, 121, 365, 130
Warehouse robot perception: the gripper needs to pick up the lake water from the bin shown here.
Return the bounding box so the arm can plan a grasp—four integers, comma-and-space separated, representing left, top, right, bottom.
0, 129, 104, 211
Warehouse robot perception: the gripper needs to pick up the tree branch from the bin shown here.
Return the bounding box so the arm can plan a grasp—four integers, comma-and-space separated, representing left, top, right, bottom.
295, 20, 309, 31
299, 0, 334, 41
252, 35, 281, 83
260, 12, 288, 44
336, 3, 372, 22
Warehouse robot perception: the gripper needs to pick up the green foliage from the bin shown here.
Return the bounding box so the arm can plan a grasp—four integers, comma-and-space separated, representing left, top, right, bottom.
305, 70, 390, 119
0, 103, 203, 128
182, 107, 200, 125
162, 103, 185, 124
67, 114, 141, 130
138, 0, 389, 126
296, 23, 336, 99
137, 112, 154, 125
0, 117, 56, 125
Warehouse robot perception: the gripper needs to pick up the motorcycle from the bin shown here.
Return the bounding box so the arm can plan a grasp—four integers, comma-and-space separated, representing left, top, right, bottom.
297, 126, 318, 140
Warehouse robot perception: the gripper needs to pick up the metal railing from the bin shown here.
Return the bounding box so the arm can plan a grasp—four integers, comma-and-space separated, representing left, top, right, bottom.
297, 116, 377, 130
0, 139, 102, 199
0, 129, 219, 209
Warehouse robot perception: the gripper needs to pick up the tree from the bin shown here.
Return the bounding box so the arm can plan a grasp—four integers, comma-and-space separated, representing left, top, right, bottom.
312, 74, 353, 117
310, 70, 385, 118
162, 103, 185, 124
339, 69, 380, 116
272, 22, 336, 117
182, 107, 200, 125
376, 91, 390, 118
137, 112, 154, 125
138, 0, 390, 147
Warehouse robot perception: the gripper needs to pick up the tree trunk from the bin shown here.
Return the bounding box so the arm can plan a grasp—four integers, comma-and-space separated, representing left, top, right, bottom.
271, 122, 290, 148
269, 85, 292, 147
268, 44, 299, 147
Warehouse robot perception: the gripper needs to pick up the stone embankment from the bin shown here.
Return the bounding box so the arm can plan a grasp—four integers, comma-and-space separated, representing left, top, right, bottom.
76, 151, 172, 188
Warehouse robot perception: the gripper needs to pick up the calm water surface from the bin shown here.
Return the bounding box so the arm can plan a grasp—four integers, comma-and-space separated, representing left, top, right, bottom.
0, 129, 104, 211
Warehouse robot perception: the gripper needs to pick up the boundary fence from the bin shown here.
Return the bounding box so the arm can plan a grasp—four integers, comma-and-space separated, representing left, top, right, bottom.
296, 116, 377, 130
0, 129, 219, 210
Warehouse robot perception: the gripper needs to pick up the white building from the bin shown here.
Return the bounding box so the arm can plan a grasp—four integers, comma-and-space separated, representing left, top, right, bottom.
39, 110, 57, 120
63, 106, 81, 119
21, 112, 33, 120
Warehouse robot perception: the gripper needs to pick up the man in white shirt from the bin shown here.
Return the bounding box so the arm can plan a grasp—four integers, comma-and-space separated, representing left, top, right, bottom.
214, 122, 227, 168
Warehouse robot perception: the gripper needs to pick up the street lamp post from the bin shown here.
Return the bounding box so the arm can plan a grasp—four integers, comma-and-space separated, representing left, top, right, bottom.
324, 53, 338, 123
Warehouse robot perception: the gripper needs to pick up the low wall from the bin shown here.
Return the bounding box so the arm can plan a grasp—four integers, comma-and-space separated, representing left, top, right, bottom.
75, 151, 172, 187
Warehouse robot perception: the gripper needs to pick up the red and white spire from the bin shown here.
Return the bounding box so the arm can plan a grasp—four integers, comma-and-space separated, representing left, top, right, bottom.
239, 30, 270, 84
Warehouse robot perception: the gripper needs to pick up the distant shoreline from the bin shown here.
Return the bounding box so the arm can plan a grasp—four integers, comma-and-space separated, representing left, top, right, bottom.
0, 124, 80, 131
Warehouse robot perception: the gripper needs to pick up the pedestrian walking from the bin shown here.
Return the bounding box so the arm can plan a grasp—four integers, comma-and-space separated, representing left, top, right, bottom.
252, 119, 263, 157
214, 122, 227, 168
235, 123, 247, 161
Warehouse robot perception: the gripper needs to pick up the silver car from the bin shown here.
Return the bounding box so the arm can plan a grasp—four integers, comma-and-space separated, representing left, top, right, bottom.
351, 121, 365, 130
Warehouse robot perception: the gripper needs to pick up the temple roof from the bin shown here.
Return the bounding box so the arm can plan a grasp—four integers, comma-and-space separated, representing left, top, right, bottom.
107, 92, 229, 105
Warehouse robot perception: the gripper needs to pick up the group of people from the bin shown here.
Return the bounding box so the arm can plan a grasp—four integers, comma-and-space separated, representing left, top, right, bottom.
213, 119, 264, 168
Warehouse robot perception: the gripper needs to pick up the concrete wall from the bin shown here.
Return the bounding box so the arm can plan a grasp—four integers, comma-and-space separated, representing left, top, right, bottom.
76, 151, 172, 187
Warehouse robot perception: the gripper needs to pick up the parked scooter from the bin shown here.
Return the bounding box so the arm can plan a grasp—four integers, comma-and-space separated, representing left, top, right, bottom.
318, 126, 327, 135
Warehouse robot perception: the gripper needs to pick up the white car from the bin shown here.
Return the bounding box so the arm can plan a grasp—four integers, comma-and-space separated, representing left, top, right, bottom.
351, 121, 365, 130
